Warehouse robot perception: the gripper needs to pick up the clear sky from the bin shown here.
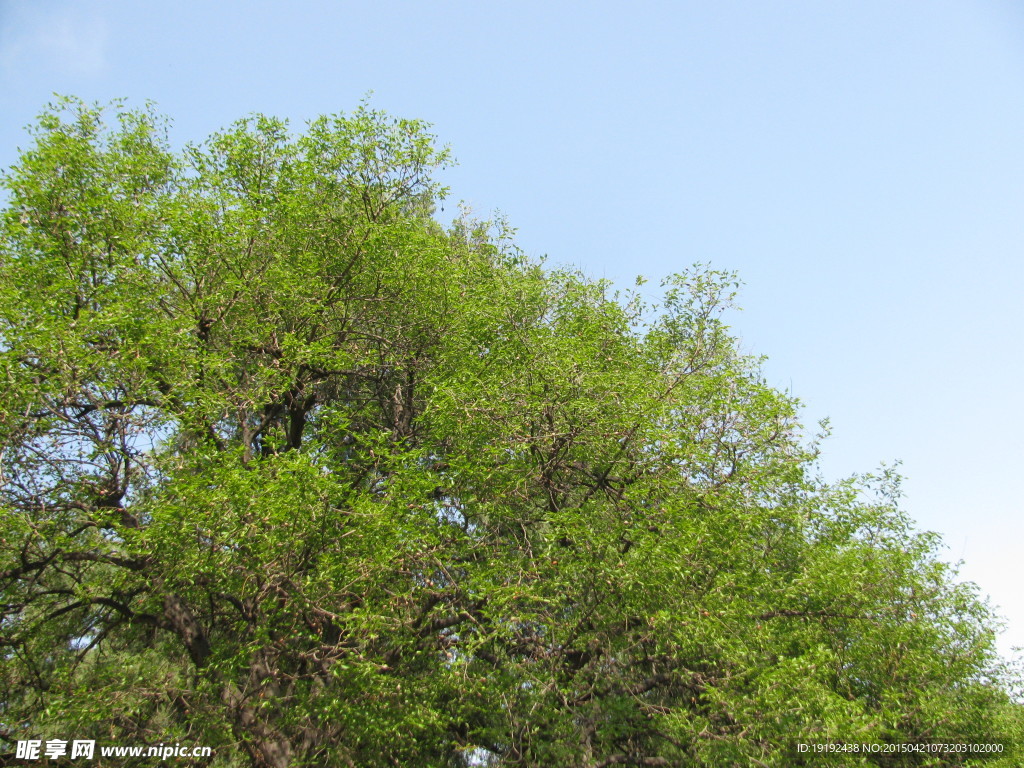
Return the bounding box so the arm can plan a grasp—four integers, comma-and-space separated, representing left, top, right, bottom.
2, 0, 1023, 660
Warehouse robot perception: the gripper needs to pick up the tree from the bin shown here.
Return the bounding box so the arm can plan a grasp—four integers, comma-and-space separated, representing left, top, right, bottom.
1, 97, 1021, 767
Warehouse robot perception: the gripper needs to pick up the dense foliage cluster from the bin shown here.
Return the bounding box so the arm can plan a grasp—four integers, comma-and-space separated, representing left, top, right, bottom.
1, 99, 1021, 767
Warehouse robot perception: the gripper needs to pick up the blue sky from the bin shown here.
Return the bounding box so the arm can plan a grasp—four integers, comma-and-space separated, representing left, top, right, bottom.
2, 0, 1023, 659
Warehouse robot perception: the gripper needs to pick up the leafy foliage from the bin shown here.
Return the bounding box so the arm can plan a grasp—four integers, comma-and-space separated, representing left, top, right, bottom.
1, 97, 1021, 767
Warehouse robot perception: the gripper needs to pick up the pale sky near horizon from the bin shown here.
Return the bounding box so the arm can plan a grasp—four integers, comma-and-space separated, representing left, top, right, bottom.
2, 0, 1023, 661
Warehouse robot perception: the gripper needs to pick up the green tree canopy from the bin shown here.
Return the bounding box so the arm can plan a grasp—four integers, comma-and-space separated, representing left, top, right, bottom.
1, 97, 1021, 767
